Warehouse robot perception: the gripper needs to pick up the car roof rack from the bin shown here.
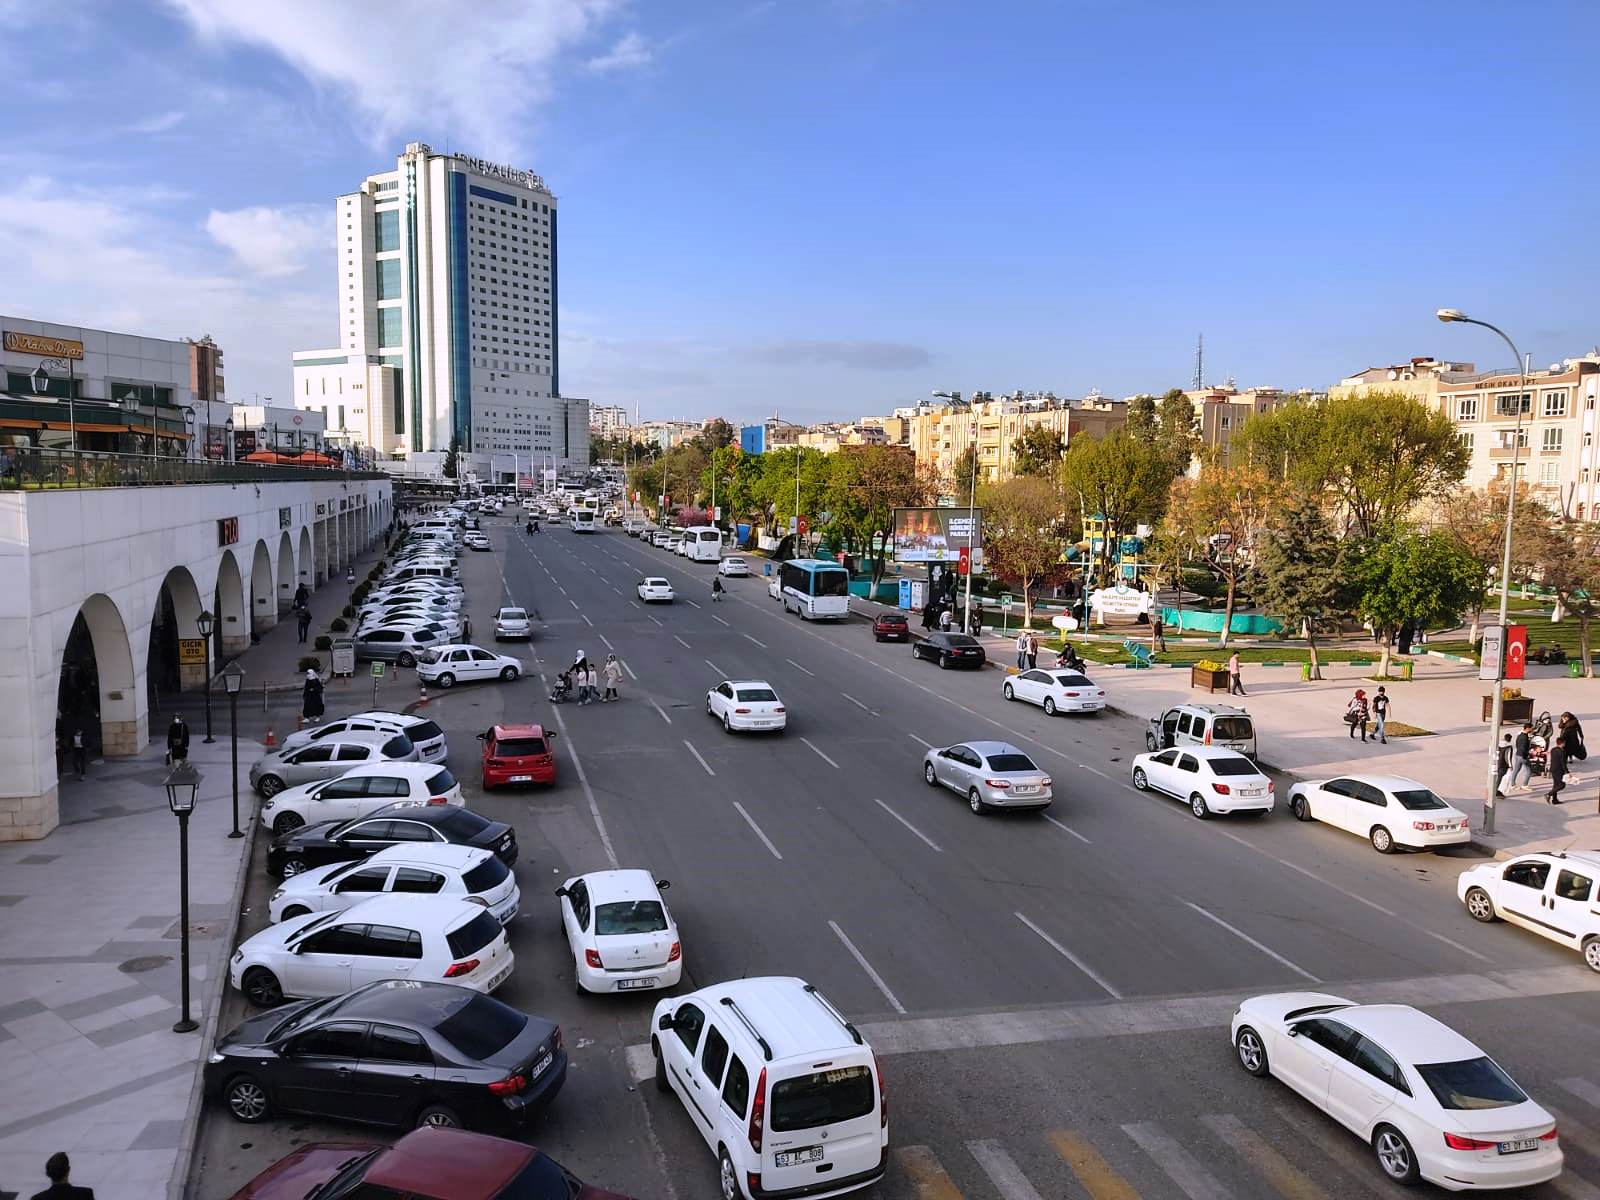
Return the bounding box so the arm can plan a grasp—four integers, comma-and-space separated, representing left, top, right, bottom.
719, 997, 773, 1061
803, 983, 863, 1045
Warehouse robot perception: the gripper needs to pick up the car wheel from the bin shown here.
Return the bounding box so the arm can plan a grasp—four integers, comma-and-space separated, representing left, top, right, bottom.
224, 1075, 270, 1123
500, 666, 518, 681
1190, 793, 1211, 820
939, 653, 950, 669
1044, 697, 1057, 716
875, 634, 884, 642
280, 904, 311, 921
1372, 1125, 1420, 1186
241, 967, 283, 1008
1234, 1026, 1269, 1077
1584, 936, 1600, 974
1290, 794, 1312, 822
397, 651, 416, 667
257, 775, 285, 799
1145, 732, 1159, 751
924, 762, 938, 787
1370, 825, 1395, 854
271, 812, 304, 836
1132, 767, 1149, 791
279, 856, 307, 877
723, 713, 732, 734
436, 672, 455, 689
968, 787, 988, 816
706, 697, 714, 716
415, 1104, 462, 1129
719, 1149, 739, 1200
1464, 887, 1497, 923
654, 1041, 670, 1093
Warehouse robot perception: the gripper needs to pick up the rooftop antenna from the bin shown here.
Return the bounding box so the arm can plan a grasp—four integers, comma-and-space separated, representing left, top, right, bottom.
1193, 334, 1204, 391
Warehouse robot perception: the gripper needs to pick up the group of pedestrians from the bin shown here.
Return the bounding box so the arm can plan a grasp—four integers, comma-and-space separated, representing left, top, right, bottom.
1014, 631, 1041, 670
557, 650, 623, 704
1344, 686, 1390, 742
1498, 712, 1586, 804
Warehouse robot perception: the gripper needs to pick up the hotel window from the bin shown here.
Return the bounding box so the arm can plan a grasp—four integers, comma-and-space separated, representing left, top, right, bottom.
374, 210, 400, 252
1540, 461, 1559, 486
1542, 427, 1563, 452
1456, 396, 1478, 421
376, 259, 402, 301
1543, 392, 1568, 418
378, 308, 402, 348
1587, 432, 1594, 447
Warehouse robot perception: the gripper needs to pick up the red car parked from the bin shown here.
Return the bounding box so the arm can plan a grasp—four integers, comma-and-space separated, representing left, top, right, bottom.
479, 723, 557, 790
873, 611, 911, 642
228, 1126, 635, 1199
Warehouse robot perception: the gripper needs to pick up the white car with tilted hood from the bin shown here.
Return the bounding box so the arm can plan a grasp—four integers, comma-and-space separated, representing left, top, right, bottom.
267, 843, 520, 925
1288, 773, 1470, 853
706, 679, 787, 733
1130, 745, 1273, 819
557, 869, 681, 994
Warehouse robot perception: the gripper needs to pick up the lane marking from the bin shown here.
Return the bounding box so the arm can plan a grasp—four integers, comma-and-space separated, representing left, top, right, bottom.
968, 1140, 1046, 1200
598, 633, 615, 651
1015, 912, 1123, 999
1048, 1130, 1142, 1200
743, 633, 767, 648
685, 599, 701, 609
800, 736, 840, 769
1559, 1078, 1600, 1109
581, 614, 594, 627
872, 797, 942, 852
683, 740, 716, 777
649, 699, 672, 724
1268, 854, 1397, 916
1267, 1099, 1387, 1194
541, 692, 619, 869
830, 920, 906, 1015
1081, 763, 1112, 781
612, 586, 622, 596
1122, 1120, 1231, 1200
711, 614, 730, 627
786, 658, 815, 676
1200, 1114, 1327, 1200
906, 732, 935, 748
558, 584, 567, 594
704, 659, 724, 677
892, 1146, 961, 1200
732, 801, 782, 860
1417, 927, 1493, 964
674, 634, 691, 649
1183, 901, 1320, 982
1042, 813, 1092, 844
569, 598, 580, 610
621, 659, 638, 681
648, 614, 663, 625
841, 692, 871, 713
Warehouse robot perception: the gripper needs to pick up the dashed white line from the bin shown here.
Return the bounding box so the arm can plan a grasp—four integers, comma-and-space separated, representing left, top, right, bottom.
685, 599, 701, 609
611, 586, 622, 596
871, 798, 942, 852
569, 598, 580, 611
800, 737, 840, 769
558, 584, 567, 594
743, 633, 767, 648
733, 802, 782, 860
1184, 901, 1320, 982
1015, 912, 1122, 999
711, 614, 730, 627
674, 634, 691, 650
648, 614, 663, 626
1080, 763, 1112, 781
621, 659, 638, 681
905, 732, 935, 749
649, 699, 672, 724
829, 920, 906, 1015
968, 1141, 1046, 1200
704, 659, 724, 677
683, 740, 716, 776
1042, 813, 1091, 844
598, 633, 615, 651
581, 614, 594, 627
841, 692, 871, 713
541, 694, 619, 868
786, 658, 815, 676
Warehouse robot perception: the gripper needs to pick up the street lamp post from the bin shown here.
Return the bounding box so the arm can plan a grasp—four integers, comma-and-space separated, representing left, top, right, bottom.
29, 357, 78, 452
222, 663, 245, 838
1437, 307, 1527, 837
196, 609, 216, 743
164, 762, 201, 1033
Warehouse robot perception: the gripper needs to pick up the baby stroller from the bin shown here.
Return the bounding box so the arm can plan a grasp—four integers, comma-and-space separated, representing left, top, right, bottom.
1527, 709, 1554, 777
549, 670, 573, 703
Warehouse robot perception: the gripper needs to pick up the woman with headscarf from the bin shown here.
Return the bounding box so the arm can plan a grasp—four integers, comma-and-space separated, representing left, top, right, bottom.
1548, 711, 1586, 804
1345, 689, 1369, 742
302, 669, 325, 723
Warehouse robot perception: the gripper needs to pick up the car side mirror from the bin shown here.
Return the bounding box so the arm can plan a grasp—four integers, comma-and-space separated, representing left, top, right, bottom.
658, 1014, 674, 1032
1285, 1025, 1300, 1038
554, 886, 568, 897
656, 879, 670, 890
475, 733, 486, 741
546, 731, 557, 740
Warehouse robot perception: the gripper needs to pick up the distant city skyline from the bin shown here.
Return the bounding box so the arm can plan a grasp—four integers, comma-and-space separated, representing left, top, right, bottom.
0, 1, 1594, 427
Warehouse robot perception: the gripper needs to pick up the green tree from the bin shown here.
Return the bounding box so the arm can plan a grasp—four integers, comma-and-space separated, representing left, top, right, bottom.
1531, 516, 1600, 677
950, 445, 978, 497
824, 445, 935, 581
977, 476, 1069, 627
757, 446, 829, 537
442, 438, 460, 479
1009, 425, 1066, 478
1353, 527, 1482, 676
1125, 395, 1158, 444
1253, 494, 1345, 679
1157, 388, 1199, 475
1163, 462, 1272, 647
1059, 429, 1176, 585
693, 418, 737, 455
1434, 484, 1549, 645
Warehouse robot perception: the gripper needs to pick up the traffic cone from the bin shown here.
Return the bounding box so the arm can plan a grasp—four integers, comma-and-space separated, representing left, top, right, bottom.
263, 726, 277, 747
418, 681, 429, 706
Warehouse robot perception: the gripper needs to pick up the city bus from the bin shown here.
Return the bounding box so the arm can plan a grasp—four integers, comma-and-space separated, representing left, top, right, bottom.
779, 559, 851, 620
682, 527, 723, 562
572, 508, 597, 533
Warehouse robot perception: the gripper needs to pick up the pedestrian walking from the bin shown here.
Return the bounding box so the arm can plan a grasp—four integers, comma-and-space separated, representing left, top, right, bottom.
302, 669, 325, 723
1228, 651, 1246, 696
1152, 615, 1167, 652
1500, 722, 1534, 794
293, 583, 309, 612
1371, 686, 1390, 744
165, 714, 189, 765
921, 603, 936, 631
70, 727, 87, 780
1548, 711, 1586, 804
461, 612, 472, 642
604, 654, 622, 701
712, 577, 725, 602
586, 663, 601, 705
1026, 631, 1039, 670
1015, 631, 1029, 670
296, 607, 311, 643
1496, 733, 1513, 789
939, 608, 953, 633
31, 1150, 94, 1199
1345, 689, 1369, 741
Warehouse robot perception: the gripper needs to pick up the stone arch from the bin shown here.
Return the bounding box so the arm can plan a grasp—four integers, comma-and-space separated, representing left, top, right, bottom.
57, 592, 142, 762
298, 526, 314, 591
145, 565, 206, 711
276, 530, 295, 614
214, 547, 248, 657
249, 539, 276, 635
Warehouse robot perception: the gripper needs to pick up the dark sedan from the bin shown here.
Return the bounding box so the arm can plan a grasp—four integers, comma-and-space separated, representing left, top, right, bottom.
225, 1126, 636, 1200
267, 802, 517, 878
206, 980, 566, 1132
912, 631, 988, 669
873, 611, 911, 642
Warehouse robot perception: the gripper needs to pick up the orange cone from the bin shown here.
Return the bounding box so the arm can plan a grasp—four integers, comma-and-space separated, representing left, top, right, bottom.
418, 682, 429, 706
263, 726, 277, 747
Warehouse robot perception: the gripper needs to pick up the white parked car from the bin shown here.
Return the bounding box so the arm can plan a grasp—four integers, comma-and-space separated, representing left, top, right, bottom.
557, 869, 681, 994
229, 895, 515, 1008
1288, 774, 1470, 854
1002, 668, 1106, 715
415, 644, 523, 688
281, 713, 436, 760
768, 573, 782, 601
1130, 746, 1273, 818
637, 577, 675, 603
1458, 850, 1600, 972
464, 532, 491, 551
923, 740, 1052, 814
1232, 993, 1562, 1190
259, 762, 464, 835
268, 844, 520, 925
717, 556, 750, 577
706, 679, 787, 733
493, 606, 532, 640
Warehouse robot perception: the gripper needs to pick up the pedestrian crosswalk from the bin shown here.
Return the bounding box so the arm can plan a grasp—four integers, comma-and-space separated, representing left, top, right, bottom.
870, 1078, 1600, 1199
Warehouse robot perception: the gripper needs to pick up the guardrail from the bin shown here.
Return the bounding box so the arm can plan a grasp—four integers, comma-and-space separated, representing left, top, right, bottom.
0, 447, 387, 490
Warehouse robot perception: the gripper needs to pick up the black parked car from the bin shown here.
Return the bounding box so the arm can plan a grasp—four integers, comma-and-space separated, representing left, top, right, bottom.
267, 803, 517, 878
205, 980, 566, 1132
912, 631, 988, 669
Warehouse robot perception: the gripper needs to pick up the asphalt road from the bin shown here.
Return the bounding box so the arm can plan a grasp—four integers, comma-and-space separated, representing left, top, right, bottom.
190, 520, 1600, 1200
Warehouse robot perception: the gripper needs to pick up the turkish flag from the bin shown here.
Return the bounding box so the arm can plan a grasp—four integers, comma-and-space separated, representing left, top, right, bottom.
958, 546, 970, 576
1505, 624, 1527, 680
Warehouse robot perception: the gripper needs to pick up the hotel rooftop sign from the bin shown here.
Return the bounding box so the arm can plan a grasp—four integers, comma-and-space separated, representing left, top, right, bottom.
453, 155, 547, 193
4, 330, 84, 359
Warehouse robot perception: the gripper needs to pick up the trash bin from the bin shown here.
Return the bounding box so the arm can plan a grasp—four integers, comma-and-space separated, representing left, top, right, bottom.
1299, 663, 1313, 682
1570, 660, 1583, 679
1396, 660, 1414, 682
331, 638, 356, 678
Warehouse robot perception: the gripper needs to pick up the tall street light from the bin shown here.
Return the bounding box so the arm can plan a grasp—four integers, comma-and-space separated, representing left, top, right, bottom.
164, 762, 201, 1033
195, 609, 216, 743
222, 662, 245, 838
1437, 307, 1526, 836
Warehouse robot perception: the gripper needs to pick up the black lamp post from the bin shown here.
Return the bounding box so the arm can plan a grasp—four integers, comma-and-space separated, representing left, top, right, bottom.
223, 662, 245, 838
196, 609, 216, 742
165, 762, 201, 1033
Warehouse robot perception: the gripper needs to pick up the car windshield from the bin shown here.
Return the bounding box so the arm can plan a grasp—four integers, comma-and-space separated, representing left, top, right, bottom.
495, 1154, 584, 1200
1415, 1056, 1528, 1110
736, 688, 778, 703
595, 900, 668, 935
1053, 674, 1092, 686
462, 855, 510, 893
1210, 758, 1261, 776
434, 992, 529, 1060
1212, 717, 1254, 740
769, 1064, 876, 1132
943, 635, 979, 647
1393, 788, 1449, 811
268, 996, 337, 1040
435, 808, 492, 838
496, 737, 546, 756
985, 753, 1037, 773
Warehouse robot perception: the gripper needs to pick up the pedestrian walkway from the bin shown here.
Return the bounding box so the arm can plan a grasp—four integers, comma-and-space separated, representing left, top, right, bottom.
0, 539, 393, 1200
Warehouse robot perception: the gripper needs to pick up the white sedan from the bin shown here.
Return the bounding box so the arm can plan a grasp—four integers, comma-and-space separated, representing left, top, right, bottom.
1002, 668, 1105, 715
1130, 746, 1273, 818
706, 679, 787, 733
717, 556, 750, 577
637, 577, 675, 603
1232, 993, 1562, 1190
415, 644, 522, 688
268, 843, 520, 925
1288, 774, 1470, 854
555, 869, 682, 994
493, 606, 532, 640
259, 762, 463, 835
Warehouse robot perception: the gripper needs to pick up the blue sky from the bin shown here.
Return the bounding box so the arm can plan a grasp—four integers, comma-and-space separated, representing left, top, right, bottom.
0, 1, 1594, 424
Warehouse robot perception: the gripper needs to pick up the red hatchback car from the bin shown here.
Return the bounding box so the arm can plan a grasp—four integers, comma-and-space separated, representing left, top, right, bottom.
227, 1126, 635, 1199
873, 611, 911, 642
480, 724, 557, 790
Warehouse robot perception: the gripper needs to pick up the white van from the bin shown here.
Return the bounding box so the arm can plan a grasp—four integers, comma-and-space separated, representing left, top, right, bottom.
652, 976, 886, 1199
683, 527, 723, 561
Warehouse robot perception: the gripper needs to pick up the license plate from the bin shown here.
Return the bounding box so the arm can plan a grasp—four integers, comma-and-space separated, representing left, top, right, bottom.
1240, 788, 1264, 797
1499, 1138, 1538, 1155
530, 1050, 554, 1078
776, 1146, 824, 1168
1014, 786, 1039, 795
618, 977, 657, 990
488, 965, 511, 991
510, 774, 532, 782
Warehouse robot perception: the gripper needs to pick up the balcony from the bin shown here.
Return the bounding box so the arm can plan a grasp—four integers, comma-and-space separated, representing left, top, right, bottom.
1486, 444, 1528, 460
0, 447, 385, 491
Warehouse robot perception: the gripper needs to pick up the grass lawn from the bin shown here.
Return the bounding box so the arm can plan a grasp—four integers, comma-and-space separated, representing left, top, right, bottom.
1049, 638, 1387, 667
1431, 618, 1600, 667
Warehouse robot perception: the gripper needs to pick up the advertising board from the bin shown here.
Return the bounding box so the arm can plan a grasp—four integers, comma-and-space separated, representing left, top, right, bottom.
891, 507, 982, 563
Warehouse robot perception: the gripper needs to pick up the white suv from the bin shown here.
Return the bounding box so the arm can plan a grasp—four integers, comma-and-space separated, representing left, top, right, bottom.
651, 976, 886, 1200
1458, 850, 1600, 972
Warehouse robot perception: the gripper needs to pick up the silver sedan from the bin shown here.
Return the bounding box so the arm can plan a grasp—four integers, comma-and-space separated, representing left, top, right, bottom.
922, 740, 1053, 815
248, 730, 419, 798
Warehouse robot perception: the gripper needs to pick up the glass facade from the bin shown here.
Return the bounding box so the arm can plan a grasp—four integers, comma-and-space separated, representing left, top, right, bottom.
374, 209, 400, 252
378, 307, 402, 348
376, 258, 402, 301
381, 355, 404, 435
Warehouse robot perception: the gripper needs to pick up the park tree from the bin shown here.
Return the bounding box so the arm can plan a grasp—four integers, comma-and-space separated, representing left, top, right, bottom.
756, 445, 830, 536
1434, 484, 1549, 645
1157, 388, 1199, 475
823, 445, 934, 582
693, 418, 737, 454
442, 438, 460, 479
949, 445, 979, 497
1253, 493, 1345, 679
1163, 462, 1272, 647
1059, 429, 1176, 585
1352, 527, 1482, 677
1530, 516, 1600, 677
1125, 395, 1158, 444
1010, 425, 1066, 478
977, 475, 1070, 627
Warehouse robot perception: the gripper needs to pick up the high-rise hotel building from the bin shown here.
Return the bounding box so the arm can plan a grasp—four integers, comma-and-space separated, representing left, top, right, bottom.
293, 142, 587, 477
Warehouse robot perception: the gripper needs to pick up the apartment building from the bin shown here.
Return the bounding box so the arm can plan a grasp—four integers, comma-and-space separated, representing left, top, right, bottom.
1182, 385, 1297, 471
1328, 357, 1475, 406
911, 393, 1126, 483
589, 404, 629, 437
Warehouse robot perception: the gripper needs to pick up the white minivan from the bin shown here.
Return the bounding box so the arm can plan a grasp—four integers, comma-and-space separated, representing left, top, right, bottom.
652, 976, 886, 1199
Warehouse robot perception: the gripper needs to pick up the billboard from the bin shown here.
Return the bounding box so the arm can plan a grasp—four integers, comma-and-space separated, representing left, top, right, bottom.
891, 507, 982, 563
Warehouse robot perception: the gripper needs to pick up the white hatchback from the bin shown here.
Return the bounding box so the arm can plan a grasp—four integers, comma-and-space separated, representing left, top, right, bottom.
637, 577, 675, 603
229, 895, 515, 1008
1288, 774, 1470, 854
1002, 668, 1106, 715
259, 762, 464, 835
268, 844, 520, 925
706, 679, 787, 733
1232, 993, 1562, 1190
557, 869, 682, 994
1130, 746, 1273, 818
717, 556, 750, 577
415, 644, 523, 688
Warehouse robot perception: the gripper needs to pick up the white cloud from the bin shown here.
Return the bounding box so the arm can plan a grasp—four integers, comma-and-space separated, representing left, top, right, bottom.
165, 0, 621, 158
124, 110, 186, 135
205, 206, 327, 277
585, 31, 652, 72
